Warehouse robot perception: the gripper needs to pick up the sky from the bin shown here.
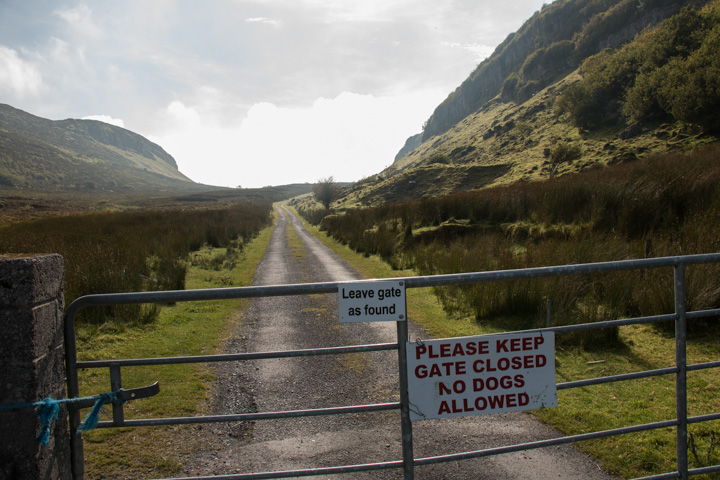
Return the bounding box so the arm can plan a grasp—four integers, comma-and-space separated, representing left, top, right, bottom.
0, 0, 552, 188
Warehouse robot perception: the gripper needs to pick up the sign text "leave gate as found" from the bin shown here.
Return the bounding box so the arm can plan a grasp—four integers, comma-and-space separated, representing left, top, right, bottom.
338, 280, 406, 323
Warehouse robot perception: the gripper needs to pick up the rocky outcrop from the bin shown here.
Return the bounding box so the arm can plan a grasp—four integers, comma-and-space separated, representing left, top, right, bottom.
416, 0, 701, 145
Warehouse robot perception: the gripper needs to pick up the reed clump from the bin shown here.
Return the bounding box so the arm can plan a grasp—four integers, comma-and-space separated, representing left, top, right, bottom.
0, 202, 271, 326
307, 143, 720, 347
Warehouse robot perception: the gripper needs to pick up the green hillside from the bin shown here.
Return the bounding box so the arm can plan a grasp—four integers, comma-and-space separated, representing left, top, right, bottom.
0, 103, 203, 192
336, 0, 719, 208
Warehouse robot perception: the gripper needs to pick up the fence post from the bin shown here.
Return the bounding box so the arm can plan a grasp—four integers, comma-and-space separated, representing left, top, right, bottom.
546, 299, 552, 328
397, 285, 415, 480
674, 263, 688, 480
0, 254, 71, 480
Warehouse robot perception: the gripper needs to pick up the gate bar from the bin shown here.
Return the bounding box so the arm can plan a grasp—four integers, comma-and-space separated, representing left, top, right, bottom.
64, 254, 720, 316
76, 343, 398, 368
674, 264, 689, 480
64, 253, 720, 480
92, 402, 400, 428
415, 418, 680, 466
163, 459, 405, 480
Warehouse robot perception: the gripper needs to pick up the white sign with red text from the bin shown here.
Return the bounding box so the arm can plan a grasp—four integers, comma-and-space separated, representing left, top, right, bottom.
338, 280, 406, 323
407, 331, 557, 421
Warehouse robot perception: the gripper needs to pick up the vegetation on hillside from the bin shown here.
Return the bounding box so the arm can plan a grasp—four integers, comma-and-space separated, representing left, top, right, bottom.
298, 144, 720, 346
422, 0, 703, 141
0, 103, 197, 192
0, 202, 271, 325
0, 183, 313, 223
341, 0, 718, 209
558, 1, 720, 132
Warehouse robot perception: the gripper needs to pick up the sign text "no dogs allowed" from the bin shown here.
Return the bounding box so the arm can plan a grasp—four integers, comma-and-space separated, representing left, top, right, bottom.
407, 332, 557, 421
338, 280, 406, 323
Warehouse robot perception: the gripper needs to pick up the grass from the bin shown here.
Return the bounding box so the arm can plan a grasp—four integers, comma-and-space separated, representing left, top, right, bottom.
286, 205, 456, 340
0, 204, 272, 326
538, 324, 720, 478
64, 202, 720, 479
290, 204, 720, 479
76, 216, 275, 479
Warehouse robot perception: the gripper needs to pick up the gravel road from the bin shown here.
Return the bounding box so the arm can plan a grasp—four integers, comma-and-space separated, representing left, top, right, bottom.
181, 203, 619, 479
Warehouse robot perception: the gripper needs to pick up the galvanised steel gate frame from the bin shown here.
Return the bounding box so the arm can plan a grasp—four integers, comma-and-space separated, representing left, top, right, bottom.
64, 253, 720, 480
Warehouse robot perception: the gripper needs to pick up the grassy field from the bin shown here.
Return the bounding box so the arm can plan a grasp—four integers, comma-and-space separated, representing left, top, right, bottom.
289, 204, 720, 479
13, 197, 718, 479
75, 216, 275, 479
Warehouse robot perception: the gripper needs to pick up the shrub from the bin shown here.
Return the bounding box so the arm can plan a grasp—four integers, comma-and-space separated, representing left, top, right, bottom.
501, 73, 521, 102
319, 143, 720, 349
549, 141, 583, 176
428, 153, 450, 165
562, 3, 720, 131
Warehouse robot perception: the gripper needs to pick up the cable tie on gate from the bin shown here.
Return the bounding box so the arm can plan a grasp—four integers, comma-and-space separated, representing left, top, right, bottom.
408, 401, 425, 419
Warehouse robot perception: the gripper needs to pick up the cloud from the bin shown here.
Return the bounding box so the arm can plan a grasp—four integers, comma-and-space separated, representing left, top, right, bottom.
442, 42, 496, 62
0, 45, 45, 98
151, 89, 446, 188
2, 0, 557, 187
82, 115, 125, 128
245, 17, 283, 27
53, 4, 102, 37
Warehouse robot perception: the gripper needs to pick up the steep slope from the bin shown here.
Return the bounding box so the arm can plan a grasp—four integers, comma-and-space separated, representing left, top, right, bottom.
421, 0, 705, 142
336, 0, 718, 208
0, 104, 199, 192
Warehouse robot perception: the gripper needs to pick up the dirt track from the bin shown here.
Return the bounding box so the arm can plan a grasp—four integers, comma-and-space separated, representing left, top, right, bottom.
181, 203, 618, 479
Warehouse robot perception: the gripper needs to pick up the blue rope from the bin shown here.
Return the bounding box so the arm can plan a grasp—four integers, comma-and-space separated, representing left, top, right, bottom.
37, 399, 60, 445
0, 389, 126, 445
77, 391, 124, 433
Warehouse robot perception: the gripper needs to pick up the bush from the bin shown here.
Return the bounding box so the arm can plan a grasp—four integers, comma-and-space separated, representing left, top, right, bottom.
658, 26, 720, 131
549, 141, 583, 176
318, 143, 720, 349
428, 153, 450, 165
501, 73, 521, 102
520, 40, 576, 83
562, 3, 720, 131
557, 48, 637, 129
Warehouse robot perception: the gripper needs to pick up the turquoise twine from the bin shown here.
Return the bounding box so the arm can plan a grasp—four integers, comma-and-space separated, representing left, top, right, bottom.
0, 390, 126, 445
37, 399, 60, 445
76, 391, 123, 433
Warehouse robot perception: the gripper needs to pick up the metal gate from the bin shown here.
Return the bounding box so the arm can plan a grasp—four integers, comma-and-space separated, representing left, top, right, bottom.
64, 253, 720, 480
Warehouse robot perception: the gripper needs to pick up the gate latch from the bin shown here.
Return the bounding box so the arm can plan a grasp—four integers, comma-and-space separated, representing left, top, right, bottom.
73, 381, 160, 409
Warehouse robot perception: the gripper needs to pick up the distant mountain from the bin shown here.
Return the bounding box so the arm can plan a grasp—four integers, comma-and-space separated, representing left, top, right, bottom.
0, 104, 204, 192
337, 0, 719, 208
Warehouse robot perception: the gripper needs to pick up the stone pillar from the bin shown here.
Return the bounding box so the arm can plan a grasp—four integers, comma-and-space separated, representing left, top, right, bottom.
0, 254, 71, 480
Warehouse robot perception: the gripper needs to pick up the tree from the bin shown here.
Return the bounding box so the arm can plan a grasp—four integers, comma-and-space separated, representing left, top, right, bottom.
313, 176, 341, 209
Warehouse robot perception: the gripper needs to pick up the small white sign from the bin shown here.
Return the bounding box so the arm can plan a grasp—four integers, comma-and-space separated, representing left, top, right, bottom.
338, 280, 406, 322
407, 331, 557, 421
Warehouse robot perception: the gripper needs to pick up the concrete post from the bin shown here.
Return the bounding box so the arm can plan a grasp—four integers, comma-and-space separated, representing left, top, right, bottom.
0, 254, 71, 480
